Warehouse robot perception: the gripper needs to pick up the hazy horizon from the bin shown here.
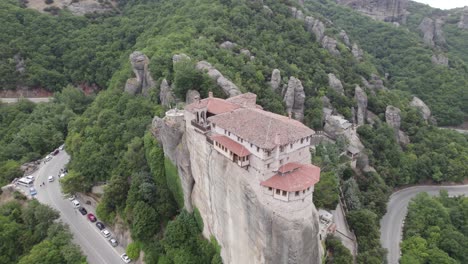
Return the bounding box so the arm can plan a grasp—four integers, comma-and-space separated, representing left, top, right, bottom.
412, 0, 467, 10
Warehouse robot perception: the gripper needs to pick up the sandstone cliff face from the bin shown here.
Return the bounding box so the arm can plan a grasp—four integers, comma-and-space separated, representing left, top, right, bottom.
185, 117, 322, 264
458, 7, 468, 29
270, 69, 281, 92
124, 51, 156, 96
431, 53, 448, 67
354, 85, 367, 126
409, 96, 431, 121
336, 0, 408, 24
328, 73, 344, 95
283, 77, 306, 121
159, 79, 176, 108
385, 105, 409, 145
418, 17, 446, 48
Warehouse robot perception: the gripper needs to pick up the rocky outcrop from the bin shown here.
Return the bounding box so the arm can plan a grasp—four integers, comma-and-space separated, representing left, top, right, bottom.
458, 7, 468, 29
328, 73, 344, 95
196, 61, 241, 97
324, 115, 365, 151
339, 30, 351, 47
220, 41, 237, 50
152, 113, 194, 212
14, 54, 26, 75
270, 69, 281, 92
409, 97, 431, 121
159, 79, 176, 108
385, 106, 409, 145
67, 1, 113, 16
354, 86, 367, 126
172, 53, 190, 63
352, 43, 364, 61
186, 89, 201, 104
321, 36, 340, 56
283, 77, 305, 121
290, 7, 304, 21
182, 117, 322, 264
431, 53, 448, 66
306, 17, 326, 42
361, 74, 387, 93
335, 0, 408, 24
262, 5, 273, 16
124, 51, 155, 96
418, 17, 446, 48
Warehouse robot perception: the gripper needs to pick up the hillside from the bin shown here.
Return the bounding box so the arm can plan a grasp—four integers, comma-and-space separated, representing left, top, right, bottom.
0, 0, 468, 263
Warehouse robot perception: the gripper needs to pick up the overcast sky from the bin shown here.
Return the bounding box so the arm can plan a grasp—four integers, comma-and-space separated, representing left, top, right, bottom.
412, 0, 468, 10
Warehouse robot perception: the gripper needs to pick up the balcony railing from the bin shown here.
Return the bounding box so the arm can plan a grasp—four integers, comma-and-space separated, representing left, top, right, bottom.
191, 120, 211, 133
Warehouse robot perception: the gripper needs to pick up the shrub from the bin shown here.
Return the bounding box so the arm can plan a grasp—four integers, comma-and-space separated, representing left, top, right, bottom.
126, 242, 141, 260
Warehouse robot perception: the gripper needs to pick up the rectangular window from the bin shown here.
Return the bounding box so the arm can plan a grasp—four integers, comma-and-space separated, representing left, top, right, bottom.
268, 187, 272, 191
213, 124, 216, 128
307, 187, 310, 191
280, 159, 284, 165
303, 190, 306, 194
250, 143, 253, 148
282, 190, 287, 196
267, 163, 270, 169
301, 138, 304, 144
228, 132, 231, 136
241, 139, 243, 143
266, 151, 271, 157
257, 147, 260, 152
276, 189, 280, 195
295, 191, 300, 196
280, 146, 284, 152
290, 143, 293, 148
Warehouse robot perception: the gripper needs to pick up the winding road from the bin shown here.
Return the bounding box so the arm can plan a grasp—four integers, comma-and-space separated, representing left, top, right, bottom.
30, 150, 126, 264
380, 184, 468, 264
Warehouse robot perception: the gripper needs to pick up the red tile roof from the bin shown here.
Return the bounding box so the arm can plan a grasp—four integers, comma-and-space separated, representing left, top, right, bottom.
211, 134, 251, 157
277, 162, 303, 174
208, 108, 314, 150
261, 163, 321, 192
185, 97, 240, 115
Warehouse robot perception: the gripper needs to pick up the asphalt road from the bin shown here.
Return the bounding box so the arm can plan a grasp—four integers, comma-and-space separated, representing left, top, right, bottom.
380, 185, 468, 264
30, 150, 126, 264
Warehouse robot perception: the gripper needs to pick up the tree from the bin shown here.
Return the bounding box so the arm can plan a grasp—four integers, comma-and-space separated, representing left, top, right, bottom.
313, 171, 339, 210
132, 201, 159, 242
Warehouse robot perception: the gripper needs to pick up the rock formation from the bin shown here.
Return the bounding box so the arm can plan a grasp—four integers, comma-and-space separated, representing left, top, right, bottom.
196, 61, 241, 97
124, 51, 155, 96
339, 30, 351, 47
262, 5, 273, 16
152, 112, 194, 212
361, 74, 387, 93
431, 53, 448, 67
283, 77, 306, 121
219, 41, 237, 50
270, 69, 281, 92
409, 96, 431, 121
152, 102, 323, 264
335, 0, 408, 24
352, 43, 364, 61
458, 7, 468, 29
418, 17, 446, 48
354, 85, 367, 126
324, 115, 365, 151
172, 53, 190, 63
67, 1, 113, 16
321, 36, 340, 56
385, 106, 409, 145
159, 79, 176, 108
328, 73, 344, 95
14, 54, 26, 75
185, 89, 201, 104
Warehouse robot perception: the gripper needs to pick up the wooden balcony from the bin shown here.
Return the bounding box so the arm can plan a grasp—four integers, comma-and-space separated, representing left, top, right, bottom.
191, 120, 211, 133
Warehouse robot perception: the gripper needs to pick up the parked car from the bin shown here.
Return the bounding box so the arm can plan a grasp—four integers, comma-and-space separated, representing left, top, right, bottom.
96, 222, 105, 230
52, 149, 60, 155
87, 213, 97, 222
44, 155, 52, 162
72, 199, 80, 208
67, 194, 76, 201
109, 238, 118, 247
59, 144, 65, 150
101, 229, 111, 238
78, 207, 87, 215
26, 175, 35, 181
48, 175, 54, 182
59, 172, 67, 178
120, 253, 131, 263
29, 187, 37, 196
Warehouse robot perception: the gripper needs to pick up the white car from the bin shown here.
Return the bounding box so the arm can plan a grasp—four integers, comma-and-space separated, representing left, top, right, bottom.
120, 253, 131, 263
26, 175, 35, 181
59, 144, 65, 150
67, 194, 76, 201
72, 200, 80, 208
59, 172, 66, 178
44, 155, 52, 162
101, 229, 111, 238
48, 175, 54, 182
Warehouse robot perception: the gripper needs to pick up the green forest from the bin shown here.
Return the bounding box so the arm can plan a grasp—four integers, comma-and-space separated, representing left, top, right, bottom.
401, 192, 468, 264
0, 196, 86, 264
0, 0, 467, 263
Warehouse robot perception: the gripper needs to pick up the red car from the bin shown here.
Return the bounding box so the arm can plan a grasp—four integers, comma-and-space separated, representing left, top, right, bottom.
52, 149, 60, 155
87, 213, 97, 222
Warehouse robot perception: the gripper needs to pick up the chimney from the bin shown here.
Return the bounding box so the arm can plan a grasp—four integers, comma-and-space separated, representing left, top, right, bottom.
208, 91, 213, 98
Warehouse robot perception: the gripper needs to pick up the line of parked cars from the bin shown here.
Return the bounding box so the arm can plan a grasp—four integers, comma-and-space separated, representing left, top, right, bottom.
68, 196, 130, 262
